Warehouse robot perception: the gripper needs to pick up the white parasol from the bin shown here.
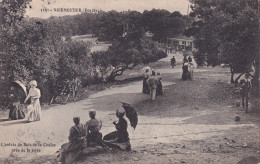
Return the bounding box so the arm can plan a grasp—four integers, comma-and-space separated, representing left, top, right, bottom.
141, 66, 151, 73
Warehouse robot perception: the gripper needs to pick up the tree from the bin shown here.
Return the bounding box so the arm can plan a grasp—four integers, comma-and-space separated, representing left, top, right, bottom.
0, 0, 93, 106
92, 33, 167, 81
48, 40, 92, 103
186, 0, 258, 90
142, 9, 186, 43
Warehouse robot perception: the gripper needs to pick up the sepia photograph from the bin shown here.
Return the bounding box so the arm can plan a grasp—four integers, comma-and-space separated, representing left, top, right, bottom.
0, 0, 259, 163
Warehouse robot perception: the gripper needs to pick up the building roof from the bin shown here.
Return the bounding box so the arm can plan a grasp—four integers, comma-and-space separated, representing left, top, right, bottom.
167, 35, 194, 41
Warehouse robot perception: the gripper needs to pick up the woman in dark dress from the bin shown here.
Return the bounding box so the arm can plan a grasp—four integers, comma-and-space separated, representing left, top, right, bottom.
142, 69, 150, 94
9, 85, 25, 120
156, 72, 163, 96
113, 111, 129, 143
103, 108, 130, 151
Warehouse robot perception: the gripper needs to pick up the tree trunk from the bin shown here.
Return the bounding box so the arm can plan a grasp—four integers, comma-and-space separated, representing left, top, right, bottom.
106, 75, 116, 82
230, 68, 235, 84
252, 58, 259, 97
234, 72, 245, 84
49, 94, 58, 104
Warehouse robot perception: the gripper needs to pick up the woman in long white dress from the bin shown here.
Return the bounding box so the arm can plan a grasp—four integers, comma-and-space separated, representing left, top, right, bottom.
24, 80, 42, 122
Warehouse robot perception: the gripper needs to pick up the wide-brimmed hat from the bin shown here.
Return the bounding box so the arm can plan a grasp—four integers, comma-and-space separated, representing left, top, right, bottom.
29, 80, 37, 87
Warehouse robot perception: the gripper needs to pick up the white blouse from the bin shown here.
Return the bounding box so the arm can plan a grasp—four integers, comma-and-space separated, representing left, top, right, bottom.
28, 88, 41, 99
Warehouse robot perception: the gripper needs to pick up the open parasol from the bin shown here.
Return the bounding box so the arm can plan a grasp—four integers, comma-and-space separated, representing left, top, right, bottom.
121, 102, 138, 129
10, 81, 28, 102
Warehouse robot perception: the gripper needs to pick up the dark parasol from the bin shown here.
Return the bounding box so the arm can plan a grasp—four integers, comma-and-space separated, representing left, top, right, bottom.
10, 81, 28, 102
121, 102, 138, 129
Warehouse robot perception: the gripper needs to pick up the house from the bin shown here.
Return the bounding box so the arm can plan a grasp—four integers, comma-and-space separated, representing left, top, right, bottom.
166, 35, 195, 51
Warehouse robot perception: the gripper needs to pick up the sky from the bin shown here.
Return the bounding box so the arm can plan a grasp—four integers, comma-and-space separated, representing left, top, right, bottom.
25, 0, 191, 19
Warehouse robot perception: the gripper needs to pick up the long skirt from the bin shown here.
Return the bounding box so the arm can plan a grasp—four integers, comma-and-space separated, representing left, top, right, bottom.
142, 78, 149, 94
28, 98, 41, 122
103, 131, 131, 151
156, 80, 163, 96
182, 66, 190, 80
9, 104, 25, 120
59, 139, 87, 164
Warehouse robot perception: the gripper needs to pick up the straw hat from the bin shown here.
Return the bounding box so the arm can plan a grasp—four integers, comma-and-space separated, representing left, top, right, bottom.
29, 80, 37, 87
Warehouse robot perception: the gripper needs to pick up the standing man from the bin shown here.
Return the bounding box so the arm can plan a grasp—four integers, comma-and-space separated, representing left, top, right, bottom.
171, 56, 176, 68
182, 56, 188, 66
146, 70, 159, 101
188, 56, 193, 63
142, 69, 150, 94
239, 73, 252, 113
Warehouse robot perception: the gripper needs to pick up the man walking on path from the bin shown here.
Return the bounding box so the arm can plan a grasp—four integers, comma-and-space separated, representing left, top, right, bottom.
146, 70, 159, 101
171, 56, 176, 68
239, 73, 252, 113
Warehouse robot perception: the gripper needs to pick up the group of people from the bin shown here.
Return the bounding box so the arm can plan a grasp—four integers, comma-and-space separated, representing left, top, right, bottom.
182, 56, 194, 80
59, 108, 130, 163
9, 80, 42, 122
142, 69, 163, 101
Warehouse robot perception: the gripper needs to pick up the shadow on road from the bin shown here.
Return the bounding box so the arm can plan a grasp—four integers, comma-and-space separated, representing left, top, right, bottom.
0, 119, 28, 126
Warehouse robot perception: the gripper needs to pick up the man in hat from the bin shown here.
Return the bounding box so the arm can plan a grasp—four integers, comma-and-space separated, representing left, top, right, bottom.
239, 73, 252, 113
146, 70, 159, 101
85, 109, 110, 151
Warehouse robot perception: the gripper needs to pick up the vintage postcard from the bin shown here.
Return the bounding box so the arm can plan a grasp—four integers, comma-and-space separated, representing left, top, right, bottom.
0, 0, 259, 163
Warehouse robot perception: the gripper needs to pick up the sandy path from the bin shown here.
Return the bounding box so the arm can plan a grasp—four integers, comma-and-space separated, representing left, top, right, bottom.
0, 54, 258, 163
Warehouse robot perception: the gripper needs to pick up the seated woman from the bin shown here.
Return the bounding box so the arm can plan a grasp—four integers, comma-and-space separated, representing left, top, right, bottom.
103, 108, 131, 151
85, 109, 110, 151
8, 86, 25, 120
59, 117, 87, 163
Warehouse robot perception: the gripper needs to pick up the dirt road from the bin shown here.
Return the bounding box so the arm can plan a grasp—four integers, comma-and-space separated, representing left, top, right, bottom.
0, 53, 259, 164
